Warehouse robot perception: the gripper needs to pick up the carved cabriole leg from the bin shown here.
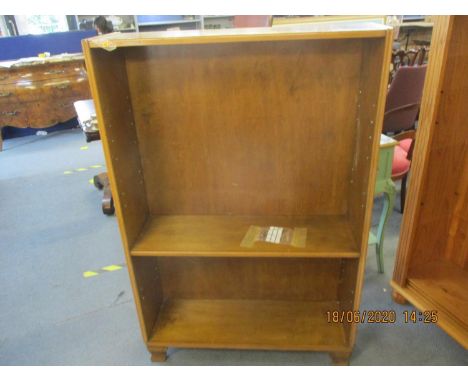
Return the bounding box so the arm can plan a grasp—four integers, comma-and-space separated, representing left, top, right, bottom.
93, 172, 114, 215
330, 351, 351, 366
150, 347, 168, 362
392, 290, 408, 305
93, 172, 107, 190
375, 180, 396, 273
102, 181, 114, 215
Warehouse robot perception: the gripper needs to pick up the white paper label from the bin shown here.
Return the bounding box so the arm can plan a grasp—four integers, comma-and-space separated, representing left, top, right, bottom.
266, 226, 283, 244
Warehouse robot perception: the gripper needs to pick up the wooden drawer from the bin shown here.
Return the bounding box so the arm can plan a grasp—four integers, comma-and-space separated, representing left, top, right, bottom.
33, 62, 86, 81
0, 98, 78, 128
43, 76, 90, 99
0, 85, 20, 105
26, 98, 78, 128
0, 61, 86, 85
0, 68, 47, 85
0, 104, 29, 127
0, 70, 25, 85
16, 76, 90, 103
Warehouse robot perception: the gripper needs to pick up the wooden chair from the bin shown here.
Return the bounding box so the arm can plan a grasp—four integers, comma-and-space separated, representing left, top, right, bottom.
383, 65, 426, 212
390, 47, 429, 82
384, 65, 427, 133
413, 46, 428, 65
391, 130, 416, 213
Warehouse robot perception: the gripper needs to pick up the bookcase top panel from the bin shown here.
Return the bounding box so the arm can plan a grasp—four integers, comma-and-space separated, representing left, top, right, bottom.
86, 22, 390, 48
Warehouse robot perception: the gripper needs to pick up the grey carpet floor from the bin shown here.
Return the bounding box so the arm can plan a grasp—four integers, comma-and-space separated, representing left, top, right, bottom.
0, 129, 466, 365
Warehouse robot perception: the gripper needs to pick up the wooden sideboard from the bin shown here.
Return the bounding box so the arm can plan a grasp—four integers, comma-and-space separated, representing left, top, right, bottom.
0, 53, 91, 150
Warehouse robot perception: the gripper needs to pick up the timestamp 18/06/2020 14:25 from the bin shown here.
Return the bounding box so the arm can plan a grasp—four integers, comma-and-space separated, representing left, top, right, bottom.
326, 310, 439, 324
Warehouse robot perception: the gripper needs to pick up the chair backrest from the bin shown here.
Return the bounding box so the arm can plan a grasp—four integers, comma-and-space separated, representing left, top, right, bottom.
413, 47, 428, 66
390, 47, 429, 82
383, 65, 427, 133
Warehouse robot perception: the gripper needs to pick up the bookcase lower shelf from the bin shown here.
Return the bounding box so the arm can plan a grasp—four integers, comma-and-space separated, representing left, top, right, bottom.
148, 299, 349, 351
131, 215, 359, 258
391, 259, 468, 348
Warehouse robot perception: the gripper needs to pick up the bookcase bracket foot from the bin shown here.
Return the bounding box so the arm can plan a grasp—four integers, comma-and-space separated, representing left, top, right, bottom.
150, 347, 168, 362
392, 290, 407, 305
330, 351, 351, 366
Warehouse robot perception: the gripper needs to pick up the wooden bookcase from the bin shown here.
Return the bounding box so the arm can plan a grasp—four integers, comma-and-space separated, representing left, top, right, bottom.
392, 16, 468, 349
82, 23, 392, 364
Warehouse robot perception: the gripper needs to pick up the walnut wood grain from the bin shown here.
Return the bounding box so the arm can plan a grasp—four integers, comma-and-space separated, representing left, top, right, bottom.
0, 56, 91, 151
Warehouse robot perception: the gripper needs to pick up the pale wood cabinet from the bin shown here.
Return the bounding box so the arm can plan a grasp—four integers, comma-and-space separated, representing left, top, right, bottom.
392, 16, 468, 349
83, 23, 392, 364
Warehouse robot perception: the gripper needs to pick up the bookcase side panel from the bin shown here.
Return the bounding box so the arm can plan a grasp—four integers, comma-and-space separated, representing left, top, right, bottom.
346, 33, 393, 347
392, 16, 454, 285
337, 258, 359, 344
83, 46, 149, 247
132, 257, 164, 340
347, 36, 391, 251
83, 42, 151, 341
409, 16, 468, 269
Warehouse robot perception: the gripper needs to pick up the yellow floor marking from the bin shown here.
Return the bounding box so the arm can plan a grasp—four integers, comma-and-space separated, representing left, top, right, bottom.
83, 271, 99, 278
80, 146, 89, 150
64, 165, 104, 175
102, 265, 123, 272
83, 264, 126, 279
89, 178, 94, 184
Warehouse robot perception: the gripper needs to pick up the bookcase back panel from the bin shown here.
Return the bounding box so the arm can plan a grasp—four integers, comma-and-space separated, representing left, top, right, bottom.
156, 257, 343, 301
124, 39, 364, 215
